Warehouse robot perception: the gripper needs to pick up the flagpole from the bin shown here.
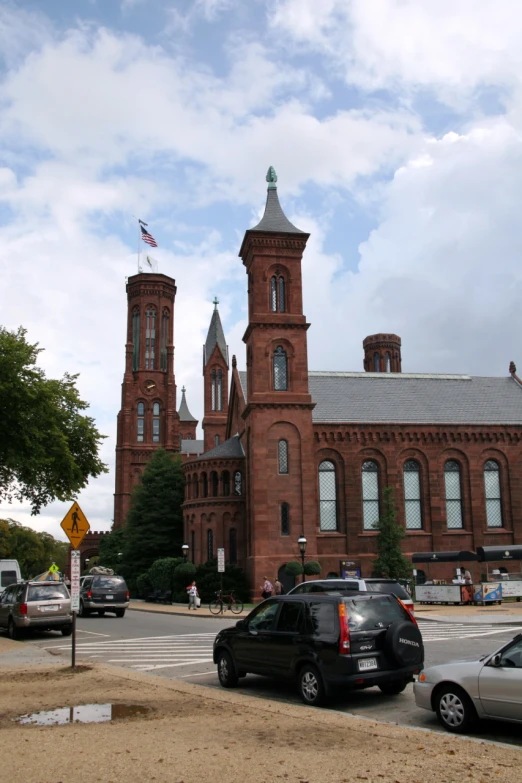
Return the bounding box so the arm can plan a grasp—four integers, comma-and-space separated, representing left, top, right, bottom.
132, 214, 141, 273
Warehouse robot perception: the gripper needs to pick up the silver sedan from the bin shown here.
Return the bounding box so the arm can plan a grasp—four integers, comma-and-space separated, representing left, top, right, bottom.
414, 632, 522, 733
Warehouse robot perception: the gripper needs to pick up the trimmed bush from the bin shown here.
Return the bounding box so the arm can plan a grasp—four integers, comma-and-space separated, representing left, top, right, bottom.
174, 562, 197, 588
285, 560, 304, 577
136, 572, 152, 598
194, 558, 250, 603
304, 560, 321, 576
148, 557, 184, 593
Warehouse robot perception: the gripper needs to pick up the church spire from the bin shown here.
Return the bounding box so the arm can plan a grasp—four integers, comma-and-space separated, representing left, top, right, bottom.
248, 166, 305, 236
178, 385, 197, 422
203, 298, 229, 367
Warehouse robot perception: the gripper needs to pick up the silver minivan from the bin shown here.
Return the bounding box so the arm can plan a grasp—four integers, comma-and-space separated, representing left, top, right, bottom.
0, 581, 72, 639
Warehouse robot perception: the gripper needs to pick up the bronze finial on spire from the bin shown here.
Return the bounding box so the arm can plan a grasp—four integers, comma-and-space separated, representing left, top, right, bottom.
266, 166, 277, 190
213, 296, 219, 310
181, 385, 186, 393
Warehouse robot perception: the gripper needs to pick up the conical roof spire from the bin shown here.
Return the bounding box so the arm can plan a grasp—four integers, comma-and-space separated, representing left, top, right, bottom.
249, 167, 305, 234
204, 298, 228, 366
178, 386, 197, 422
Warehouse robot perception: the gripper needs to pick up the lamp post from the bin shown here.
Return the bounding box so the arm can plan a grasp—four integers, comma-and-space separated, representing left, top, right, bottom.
298, 535, 307, 583
182, 543, 189, 563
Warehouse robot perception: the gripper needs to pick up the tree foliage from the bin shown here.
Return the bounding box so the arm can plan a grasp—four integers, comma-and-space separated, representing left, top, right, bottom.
147, 557, 184, 593
97, 527, 127, 572
121, 449, 185, 590
285, 560, 304, 577
372, 487, 412, 580
0, 326, 107, 514
304, 560, 321, 576
0, 518, 69, 578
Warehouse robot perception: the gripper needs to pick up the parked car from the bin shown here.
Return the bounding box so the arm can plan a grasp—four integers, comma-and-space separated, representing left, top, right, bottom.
0, 580, 72, 639
289, 578, 415, 614
0, 559, 21, 591
79, 574, 129, 617
414, 633, 522, 733
213, 593, 423, 706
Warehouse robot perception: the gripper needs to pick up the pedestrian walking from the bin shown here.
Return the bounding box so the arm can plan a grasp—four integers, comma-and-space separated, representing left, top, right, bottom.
260, 576, 273, 600
274, 578, 283, 595
187, 581, 199, 610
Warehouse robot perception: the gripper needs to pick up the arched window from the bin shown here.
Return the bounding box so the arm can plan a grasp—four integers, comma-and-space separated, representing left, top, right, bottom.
362, 460, 380, 530
319, 460, 337, 531
132, 308, 140, 371
484, 460, 503, 528
281, 502, 290, 536
229, 528, 237, 565
270, 273, 286, 312
145, 308, 156, 369
160, 309, 169, 371
445, 460, 463, 529
273, 346, 288, 391
137, 402, 145, 442
211, 369, 216, 411
222, 471, 230, 496
211, 471, 219, 497
217, 369, 223, 411
152, 401, 160, 443
201, 472, 208, 498
278, 439, 289, 474
193, 473, 199, 499
279, 276, 285, 312
234, 471, 242, 496
373, 352, 380, 372
207, 529, 214, 561
191, 530, 195, 564
385, 352, 391, 373
403, 459, 422, 529
270, 276, 277, 311
215, 435, 220, 446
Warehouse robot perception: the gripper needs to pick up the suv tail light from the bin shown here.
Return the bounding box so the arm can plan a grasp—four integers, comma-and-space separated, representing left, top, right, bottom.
86, 590, 92, 599
19, 603, 28, 615
338, 602, 351, 654
125, 591, 130, 601
397, 597, 418, 627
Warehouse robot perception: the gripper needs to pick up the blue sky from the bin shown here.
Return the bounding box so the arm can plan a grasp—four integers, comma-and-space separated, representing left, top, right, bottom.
2, 0, 522, 540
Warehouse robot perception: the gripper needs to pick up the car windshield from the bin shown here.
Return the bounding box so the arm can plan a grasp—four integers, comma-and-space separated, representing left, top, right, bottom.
27, 584, 69, 602
365, 581, 410, 600
93, 577, 126, 589
345, 596, 409, 631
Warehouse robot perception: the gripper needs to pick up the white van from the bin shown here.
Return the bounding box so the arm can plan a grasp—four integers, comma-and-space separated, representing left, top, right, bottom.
0, 560, 21, 591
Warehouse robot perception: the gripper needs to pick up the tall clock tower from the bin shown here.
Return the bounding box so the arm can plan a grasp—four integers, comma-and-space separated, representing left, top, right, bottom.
113, 272, 179, 528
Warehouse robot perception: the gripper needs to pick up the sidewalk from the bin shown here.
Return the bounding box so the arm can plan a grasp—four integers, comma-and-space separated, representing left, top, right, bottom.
1, 646, 521, 783
130, 599, 522, 624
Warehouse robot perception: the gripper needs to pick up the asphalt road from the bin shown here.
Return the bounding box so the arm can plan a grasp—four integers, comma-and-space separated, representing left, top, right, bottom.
25, 608, 522, 747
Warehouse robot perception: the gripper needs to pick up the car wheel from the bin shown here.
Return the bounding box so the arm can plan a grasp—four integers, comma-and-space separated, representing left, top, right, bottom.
78, 601, 90, 618
298, 664, 326, 707
217, 651, 239, 688
7, 617, 20, 641
435, 685, 478, 734
115, 609, 125, 618
97, 610, 105, 616
378, 679, 408, 695
61, 626, 73, 637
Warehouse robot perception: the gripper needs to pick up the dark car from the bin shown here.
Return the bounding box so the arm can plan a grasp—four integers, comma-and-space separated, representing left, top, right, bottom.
0, 580, 72, 639
78, 574, 129, 617
213, 593, 423, 706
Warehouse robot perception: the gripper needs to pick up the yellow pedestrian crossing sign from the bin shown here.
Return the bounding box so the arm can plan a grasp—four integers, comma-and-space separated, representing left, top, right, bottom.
60, 502, 90, 549
48, 563, 60, 574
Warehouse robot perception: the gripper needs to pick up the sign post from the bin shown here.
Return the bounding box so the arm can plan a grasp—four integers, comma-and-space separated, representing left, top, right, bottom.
217, 548, 225, 614
60, 502, 90, 668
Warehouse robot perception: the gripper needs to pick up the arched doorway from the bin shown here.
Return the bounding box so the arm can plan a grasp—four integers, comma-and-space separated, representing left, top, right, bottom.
278, 564, 294, 595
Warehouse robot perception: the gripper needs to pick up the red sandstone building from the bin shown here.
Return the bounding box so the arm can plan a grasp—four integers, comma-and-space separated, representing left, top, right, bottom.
114, 170, 522, 594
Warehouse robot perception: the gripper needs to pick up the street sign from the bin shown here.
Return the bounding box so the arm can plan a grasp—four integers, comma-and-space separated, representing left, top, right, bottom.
70, 551, 81, 612
217, 548, 225, 573
60, 502, 90, 549
49, 563, 60, 574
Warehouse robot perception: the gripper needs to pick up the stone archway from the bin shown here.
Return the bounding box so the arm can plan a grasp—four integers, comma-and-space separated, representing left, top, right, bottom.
278, 564, 294, 595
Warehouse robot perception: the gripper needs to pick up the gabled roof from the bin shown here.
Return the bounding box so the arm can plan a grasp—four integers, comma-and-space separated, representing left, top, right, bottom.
198, 435, 245, 460
180, 439, 204, 455
204, 303, 228, 367
238, 370, 248, 402
178, 387, 197, 422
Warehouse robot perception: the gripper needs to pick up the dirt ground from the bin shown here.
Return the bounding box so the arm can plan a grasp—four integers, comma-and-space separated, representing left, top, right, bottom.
0, 643, 521, 783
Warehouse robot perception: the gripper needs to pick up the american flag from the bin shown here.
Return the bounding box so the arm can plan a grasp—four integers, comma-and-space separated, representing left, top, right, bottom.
140, 225, 158, 248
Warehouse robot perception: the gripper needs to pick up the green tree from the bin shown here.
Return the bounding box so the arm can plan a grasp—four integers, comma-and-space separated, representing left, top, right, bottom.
98, 527, 127, 572
0, 518, 70, 578
122, 449, 185, 590
372, 487, 412, 580
0, 326, 107, 514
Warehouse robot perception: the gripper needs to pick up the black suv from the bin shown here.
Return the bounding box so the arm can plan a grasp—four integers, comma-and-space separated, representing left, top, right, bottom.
213, 594, 423, 706
78, 574, 129, 617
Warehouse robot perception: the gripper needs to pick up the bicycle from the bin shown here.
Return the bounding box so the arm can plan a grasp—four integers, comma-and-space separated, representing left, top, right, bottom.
209, 590, 244, 615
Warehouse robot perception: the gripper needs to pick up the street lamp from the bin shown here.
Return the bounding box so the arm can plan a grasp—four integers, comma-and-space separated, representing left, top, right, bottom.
298, 535, 307, 583
181, 543, 189, 563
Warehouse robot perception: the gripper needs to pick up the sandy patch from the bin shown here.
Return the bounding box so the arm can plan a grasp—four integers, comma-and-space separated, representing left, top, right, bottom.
0, 660, 520, 783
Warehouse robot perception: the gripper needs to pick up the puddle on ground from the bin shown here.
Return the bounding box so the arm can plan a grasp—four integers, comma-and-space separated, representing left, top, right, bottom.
16, 703, 150, 726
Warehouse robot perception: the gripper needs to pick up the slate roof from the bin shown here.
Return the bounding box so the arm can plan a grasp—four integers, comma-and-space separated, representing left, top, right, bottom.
178, 388, 198, 422
204, 307, 228, 366
238, 370, 522, 425
249, 187, 305, 234
238, 370, 247, 401
198, 435, 245, 460
180, 439, 204, 455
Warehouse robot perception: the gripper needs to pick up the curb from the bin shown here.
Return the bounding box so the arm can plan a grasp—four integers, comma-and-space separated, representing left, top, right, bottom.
128, 604, 238, 619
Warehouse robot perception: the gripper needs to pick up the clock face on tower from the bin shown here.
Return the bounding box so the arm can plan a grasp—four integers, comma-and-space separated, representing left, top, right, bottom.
144, 380, 157, 393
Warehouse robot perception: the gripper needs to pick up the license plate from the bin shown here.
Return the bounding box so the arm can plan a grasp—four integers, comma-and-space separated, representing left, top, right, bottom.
105, 595, 114, 600
40, 605, 59, 612
358, 658, 378, 671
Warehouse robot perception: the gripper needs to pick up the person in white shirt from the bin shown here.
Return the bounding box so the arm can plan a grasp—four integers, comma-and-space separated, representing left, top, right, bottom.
187, 581, 199, 610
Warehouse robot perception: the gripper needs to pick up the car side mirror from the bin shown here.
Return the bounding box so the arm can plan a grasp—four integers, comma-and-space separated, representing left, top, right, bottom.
490, 653, 502, 667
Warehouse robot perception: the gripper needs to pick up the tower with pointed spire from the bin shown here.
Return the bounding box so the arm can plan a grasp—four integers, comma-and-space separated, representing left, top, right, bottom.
202, 297, 229, 452
178, 386, 198, 440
